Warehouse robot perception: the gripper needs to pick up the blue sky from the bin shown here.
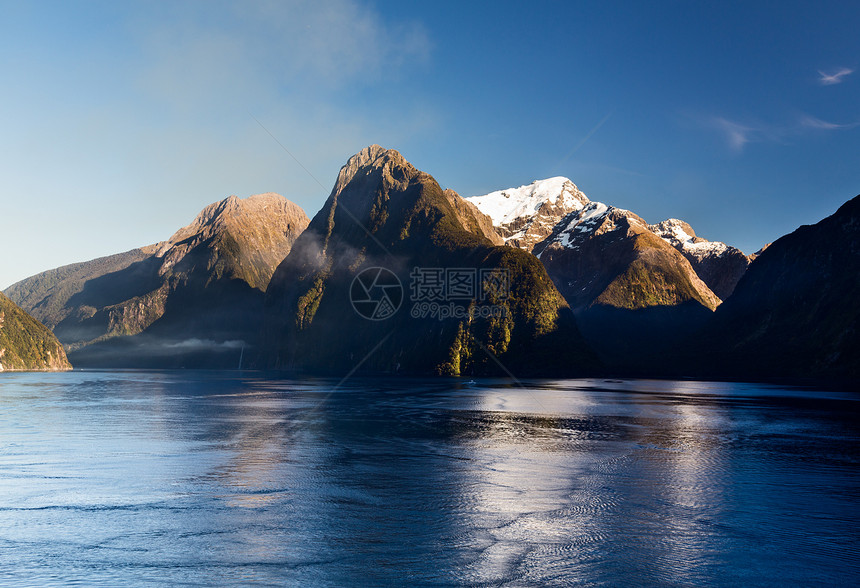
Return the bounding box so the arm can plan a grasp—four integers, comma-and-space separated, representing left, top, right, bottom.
1, 0, 858, 289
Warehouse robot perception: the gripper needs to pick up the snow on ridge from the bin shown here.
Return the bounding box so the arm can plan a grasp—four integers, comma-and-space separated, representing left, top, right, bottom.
468, 178, 738, 260
649, 218, 730, 258
466, 177, 589, 227
685, 240, 729, 257
554, 201, 612, 249
651, 219, 694, 244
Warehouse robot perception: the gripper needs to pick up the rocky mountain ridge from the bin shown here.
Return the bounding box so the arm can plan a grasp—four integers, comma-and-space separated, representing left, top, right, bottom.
152, 192, 308, 292
648, 218, 751, 300
6, 193, 309, 367
468, 177, 749, 308
466, 177, 757, 372
533, 203, 721, 311
467, 177, 589, 250
5, 147, 856, 383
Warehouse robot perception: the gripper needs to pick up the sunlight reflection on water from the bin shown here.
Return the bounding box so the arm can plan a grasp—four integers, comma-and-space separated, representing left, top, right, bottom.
0, 371, 857, 586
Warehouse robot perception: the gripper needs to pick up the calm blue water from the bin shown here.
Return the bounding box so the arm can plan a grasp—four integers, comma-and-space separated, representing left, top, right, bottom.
0, 371, 857, 587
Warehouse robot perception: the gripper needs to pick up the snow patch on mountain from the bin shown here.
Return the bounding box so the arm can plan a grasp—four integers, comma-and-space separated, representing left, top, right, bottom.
538, 202, 638, 256
555, 203, 610, 248
468, 180, 746, 300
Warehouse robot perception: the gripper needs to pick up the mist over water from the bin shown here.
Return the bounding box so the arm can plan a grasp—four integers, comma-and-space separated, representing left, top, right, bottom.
1, 372, 857, 586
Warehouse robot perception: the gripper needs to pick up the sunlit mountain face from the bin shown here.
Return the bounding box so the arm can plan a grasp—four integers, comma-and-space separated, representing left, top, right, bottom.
5, 194, 309, 369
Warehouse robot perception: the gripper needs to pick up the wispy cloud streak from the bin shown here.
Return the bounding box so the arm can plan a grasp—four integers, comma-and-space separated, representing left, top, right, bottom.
800, 114, 860, 131
712, 117, 754, 151
700, 111, 858, 153
800, 115, 843, 130
818, 67, 853, 85
555, 112, 613, 168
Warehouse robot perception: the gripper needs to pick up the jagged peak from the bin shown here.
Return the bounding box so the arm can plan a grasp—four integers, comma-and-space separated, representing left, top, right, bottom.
347, 144, 402, 167
649, 218, 698, 243
648, 218, 744, 260
545, 202, 646, 250
331, 145, 416, 200
179, 192, 297, 230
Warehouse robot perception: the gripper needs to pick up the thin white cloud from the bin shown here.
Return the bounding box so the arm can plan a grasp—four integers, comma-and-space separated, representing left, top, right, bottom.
800, 115, 844, 130
712, 117, 755, 151
554, 112, 612, 169
698, 111, 859, 153
818, 67, 853, 85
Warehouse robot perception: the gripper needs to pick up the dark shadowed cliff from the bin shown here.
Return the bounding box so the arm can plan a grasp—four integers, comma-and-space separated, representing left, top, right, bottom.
698, 194, 860, 382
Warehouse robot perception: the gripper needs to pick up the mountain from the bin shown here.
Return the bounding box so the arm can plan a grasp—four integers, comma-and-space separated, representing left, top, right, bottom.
466, 178, 746, 310
532, 203, 720, 311
466, 177, 589, 250
264, 146, 598, 376
701, 195, 860, 381
466, 178, 752, 371
4, 246, 158, 331
648, 218, 751, 300
155, 193, 308, 292
441, 188, 504, 246
5, 193, 309, 367
0, 292, 71, 371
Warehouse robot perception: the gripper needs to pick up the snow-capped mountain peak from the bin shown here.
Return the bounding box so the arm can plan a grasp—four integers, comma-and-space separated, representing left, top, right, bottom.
468, 174, 752, 310
534, 202, 649, 258
466, 177, 590, 250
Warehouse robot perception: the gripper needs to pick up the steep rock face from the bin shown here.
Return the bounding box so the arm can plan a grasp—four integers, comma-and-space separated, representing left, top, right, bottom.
6, 193, 309, 367
264, 146, 597, 376
649, 218, 751, 300
0, 292, 71, 371
703, 195, 860, 381
530, 205, 720, 371
442, 189, 504, 246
